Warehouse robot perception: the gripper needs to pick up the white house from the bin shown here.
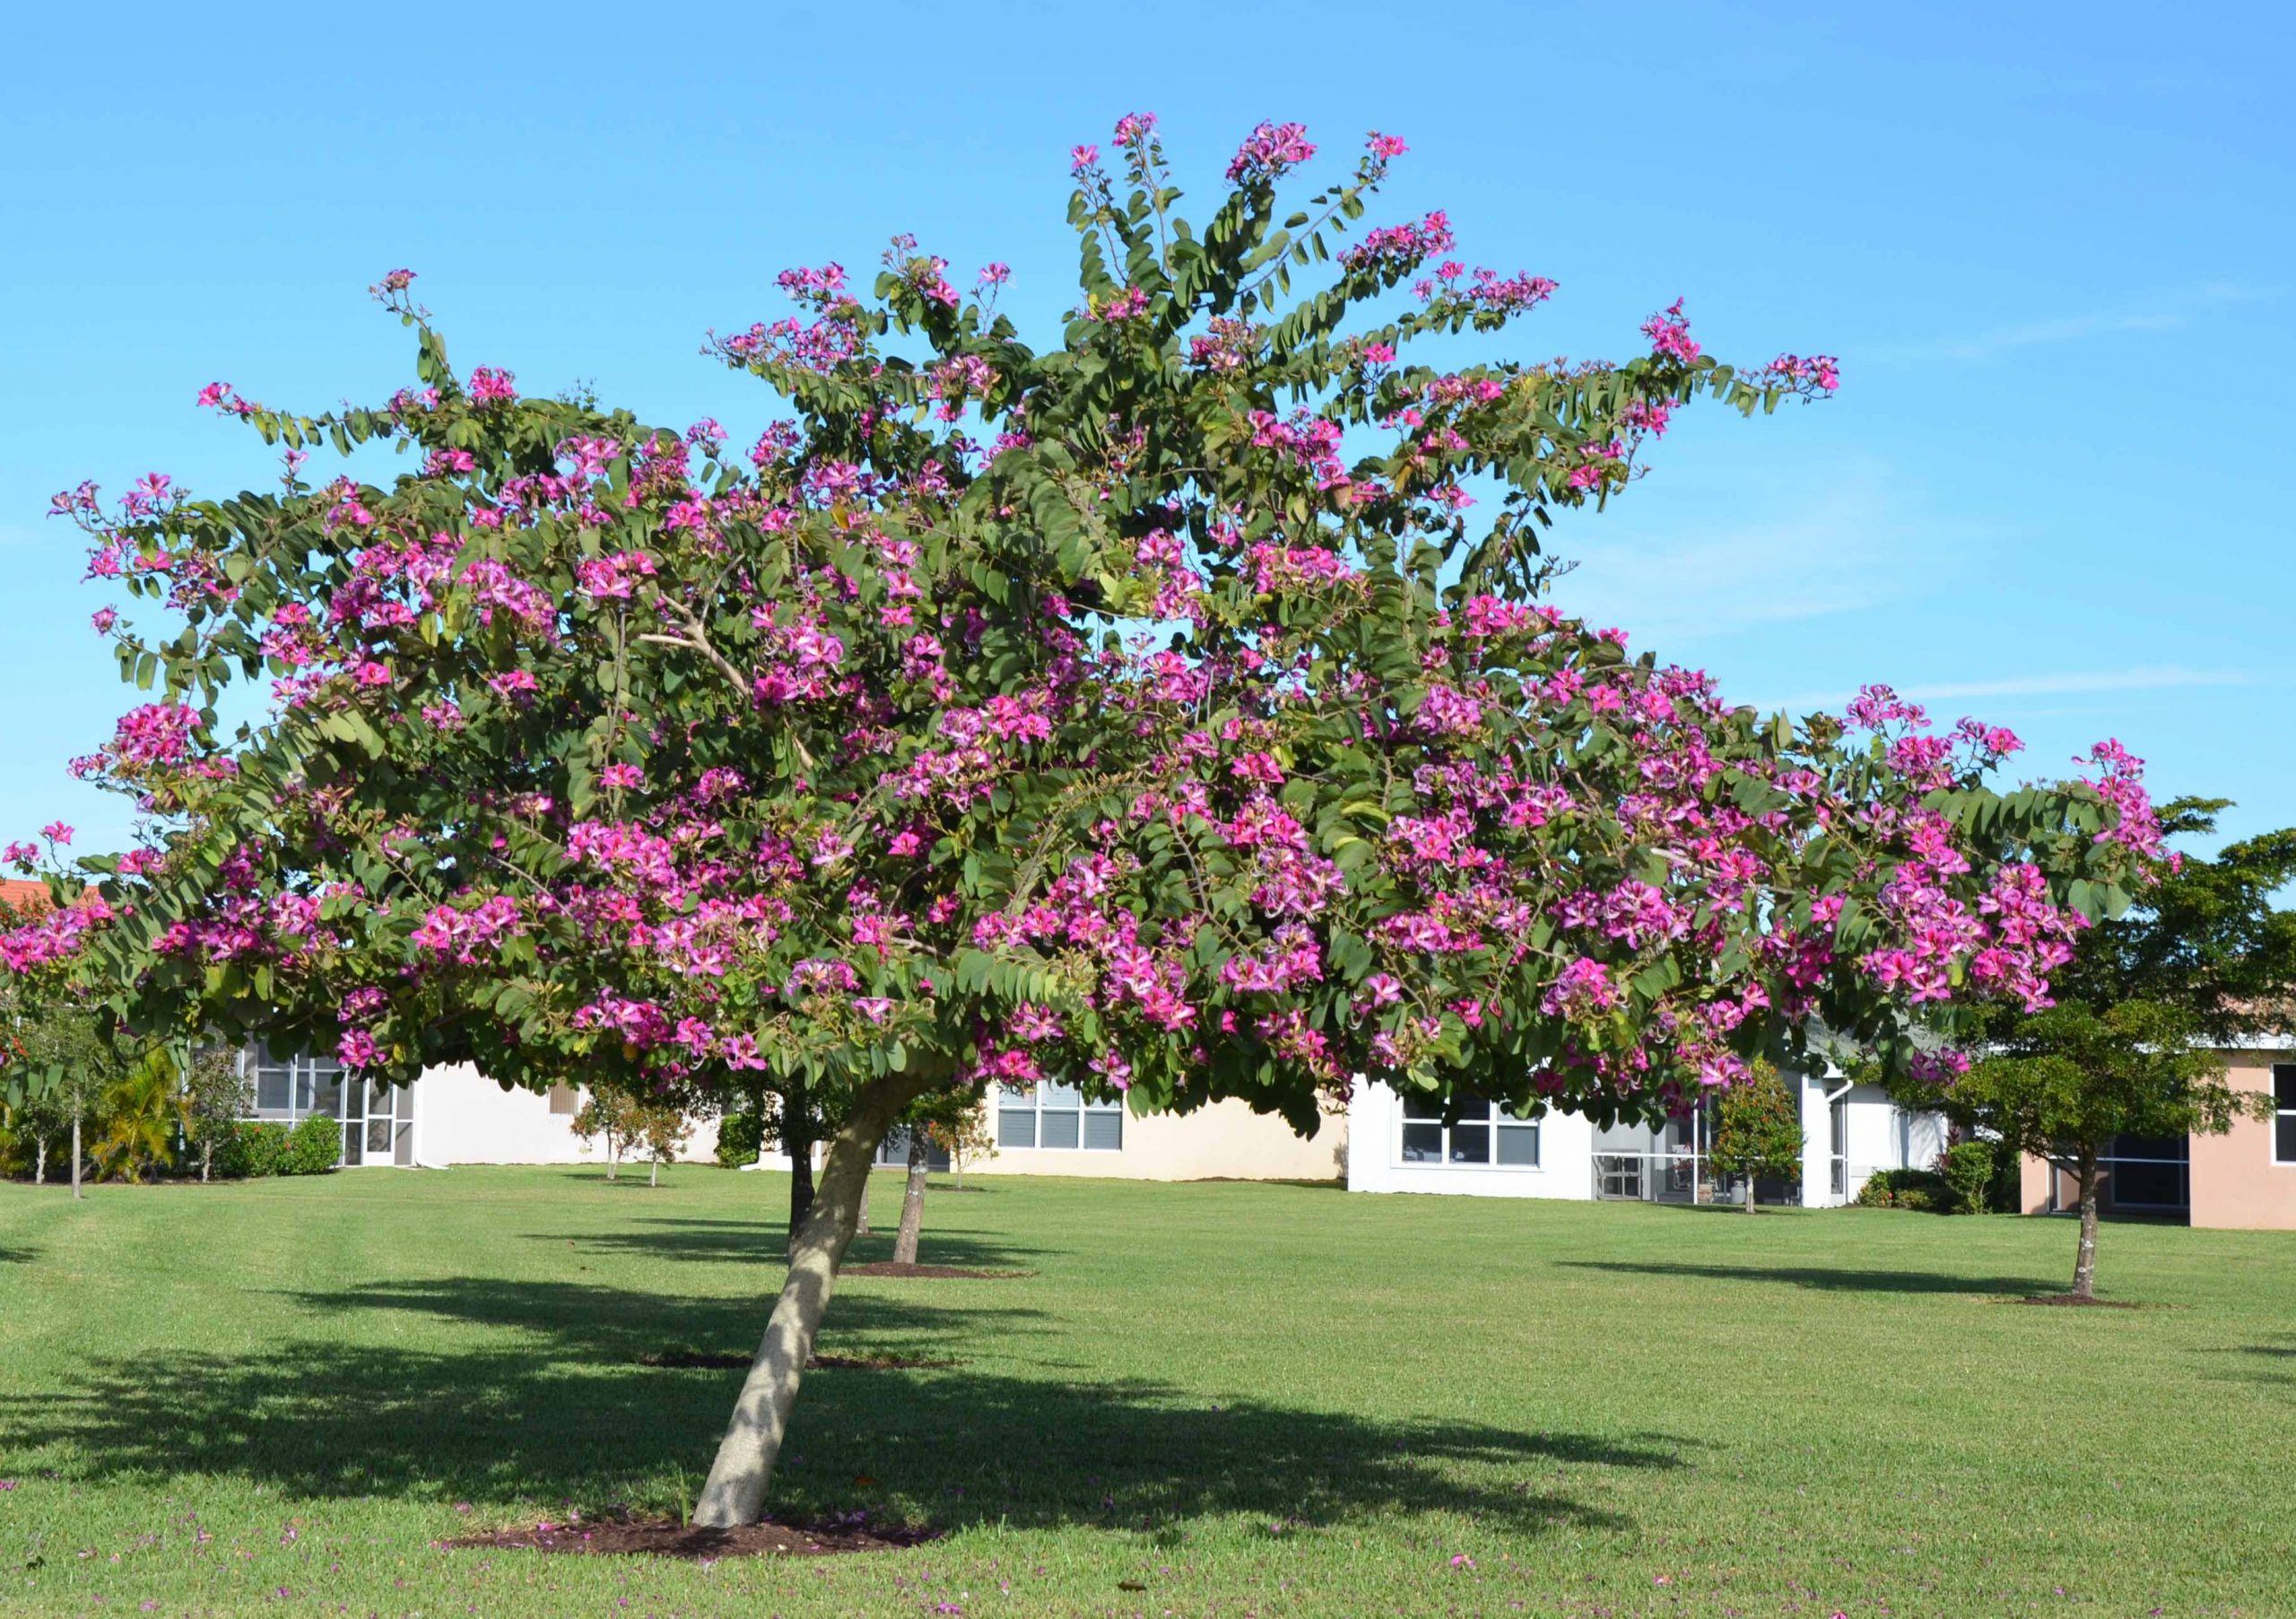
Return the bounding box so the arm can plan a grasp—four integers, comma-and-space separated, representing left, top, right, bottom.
1344, 1072, 1944, 1207
240, 1037, 1938, 1206
236, 1048, 720, 1170
236, 1049, 1335, 1179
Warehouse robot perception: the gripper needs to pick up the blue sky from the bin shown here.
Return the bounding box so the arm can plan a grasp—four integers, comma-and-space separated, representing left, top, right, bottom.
3, 2, 2290, 856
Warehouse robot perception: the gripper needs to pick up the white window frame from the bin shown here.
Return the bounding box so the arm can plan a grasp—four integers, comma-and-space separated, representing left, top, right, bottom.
996, 1082, 1124, 1151
1396, 1091, 1542, 1171
2274, 1063, 2296, 1167
236, 1046, 414, 1166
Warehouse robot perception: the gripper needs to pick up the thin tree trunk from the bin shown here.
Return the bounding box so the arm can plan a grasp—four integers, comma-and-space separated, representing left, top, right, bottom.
649, 1153, 659, 1188
35, 1135, 47, 1186
2071, 1154, 2101, 1301
1744, 1173, 1756, 1214
784, 1075, 815, 1249
202, 1136, 212, 1183
892, 1128, 930, 1265
693, 1067, 931, 1528
72, 1104, 83, 1200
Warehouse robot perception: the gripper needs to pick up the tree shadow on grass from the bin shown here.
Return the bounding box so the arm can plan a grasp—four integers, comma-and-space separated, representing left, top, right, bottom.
2196, 1336, 2296, 1389
0, 1275, 1680, 1540
1558, 1259, 2058, 1297
547, 1217, 1048, 1273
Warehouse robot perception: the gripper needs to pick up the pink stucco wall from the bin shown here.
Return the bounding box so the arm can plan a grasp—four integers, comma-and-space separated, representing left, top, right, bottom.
2189, 1060, 2296, 1230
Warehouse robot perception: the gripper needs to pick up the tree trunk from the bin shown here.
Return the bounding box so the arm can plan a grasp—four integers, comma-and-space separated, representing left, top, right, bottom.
1744, 1173, 1756, 1214
784, 1075, 815, 1249
893, 1128, 930, 1265
35, 1134, 47, 1186
2071, 1155, 2101, 1301
201, 1135, 212, 1184
72, 1105, 83, 1200
649, 1153, 660, 1188
693, 1067, 931, 1528
605, 1133, 619, 1182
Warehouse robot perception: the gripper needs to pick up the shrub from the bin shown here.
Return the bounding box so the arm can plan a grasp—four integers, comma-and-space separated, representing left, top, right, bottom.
213, 1117, 341, 1178
716, 1110, 765, 1169
1854, 1168, 1954, 1211
215, 1121, 289, 1179
1941, 1141, 1996, 1214
284, 1115, 344, 1175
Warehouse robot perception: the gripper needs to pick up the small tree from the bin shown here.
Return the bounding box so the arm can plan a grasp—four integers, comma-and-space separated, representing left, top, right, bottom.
885, 1088, 987, 1264
1921, 1000, 2264, 1299
923, 1098, 997, 1190
573, 1084, 691, 1185
183, 1043, 253, 1182
90, 1046, 190, 1181
639, 1099, 693, 1188
0, 962, 128, 1196
571, 1089, 642, 1181
1707, 1061, 1801, 1212
1898, 796, 2296, 1298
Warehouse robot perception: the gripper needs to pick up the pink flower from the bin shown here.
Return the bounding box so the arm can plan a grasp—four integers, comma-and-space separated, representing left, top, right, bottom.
40, 823, 72, 847
465, 366, 518, 406
1227, 119, 1317, 184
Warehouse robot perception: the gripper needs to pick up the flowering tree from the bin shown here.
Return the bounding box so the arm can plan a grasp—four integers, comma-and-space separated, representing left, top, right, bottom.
4, 117, 2155, 1526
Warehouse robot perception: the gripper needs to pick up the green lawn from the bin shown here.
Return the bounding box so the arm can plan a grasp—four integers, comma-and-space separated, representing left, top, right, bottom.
2, 1168, 2291, 1616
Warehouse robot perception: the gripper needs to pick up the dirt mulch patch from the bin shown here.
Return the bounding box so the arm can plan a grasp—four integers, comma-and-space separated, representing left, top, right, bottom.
2017, 1293, 2147, 1309
445, 1510, 937, 1560
840, 1261, 1032, 1279
634, 1349, 960, 1371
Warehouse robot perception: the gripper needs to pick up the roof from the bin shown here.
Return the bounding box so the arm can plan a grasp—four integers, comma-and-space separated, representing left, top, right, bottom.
0, 878, 49, 916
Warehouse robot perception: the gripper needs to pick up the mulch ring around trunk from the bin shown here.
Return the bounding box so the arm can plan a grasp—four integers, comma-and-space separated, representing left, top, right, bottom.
635, 1348, 961, 1370
445, 1510, 939, 1560
2015, 1293, 2152, 1309
840, 1260, 1033, 1279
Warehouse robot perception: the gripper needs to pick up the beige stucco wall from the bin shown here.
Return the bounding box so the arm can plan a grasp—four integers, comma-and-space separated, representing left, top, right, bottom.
2018, 1153, 2057, 1215
2190, 1059, 2296, 1230
986, 1098, 1344, 1182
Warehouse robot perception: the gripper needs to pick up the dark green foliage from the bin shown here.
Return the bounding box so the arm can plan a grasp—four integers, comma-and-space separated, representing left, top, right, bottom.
1940, 1141, 1996, 1214
285, 1115, 343, 1176
216, 1117, 340, 1179
713, 1110, 764, 1169
1707, 1061, 1802, 1199
2056, 798, 2296, 1040
215, 1122, 289, 1179
1854, 1168, 1954, 1212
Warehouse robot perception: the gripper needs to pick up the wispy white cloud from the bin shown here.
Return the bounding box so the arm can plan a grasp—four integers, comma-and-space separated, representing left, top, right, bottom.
1545, 462, 1961, 645
1752, 665, 2256, 715
1870, 283, 2279, 364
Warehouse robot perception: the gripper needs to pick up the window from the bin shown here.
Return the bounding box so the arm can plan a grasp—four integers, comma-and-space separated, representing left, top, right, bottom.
547, 1084, 579, 1116
876, 1125, 952, 1171
996, 1082, 1124, 1150
2105, 1133, 2188, 1209
236, 1047, 415, 1166
2275, 1065, 2296, 1165
1398, 1091, 1540, 1167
